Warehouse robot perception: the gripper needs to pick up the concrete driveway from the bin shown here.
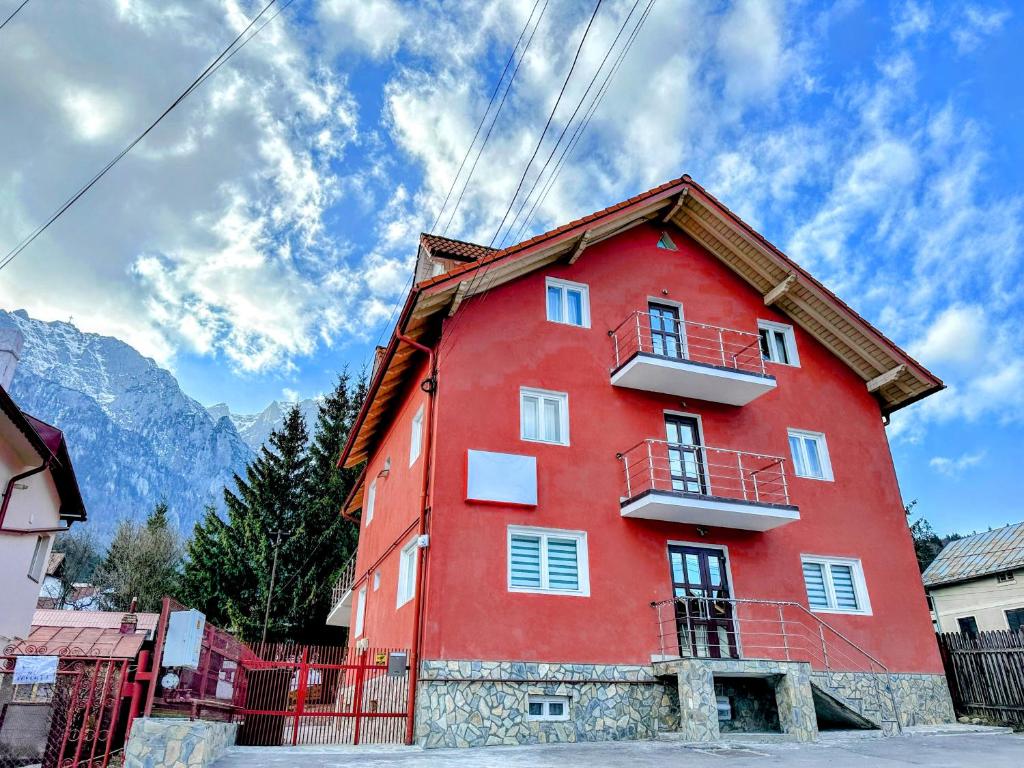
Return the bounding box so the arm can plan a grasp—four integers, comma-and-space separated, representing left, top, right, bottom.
215, 728, 1024, 767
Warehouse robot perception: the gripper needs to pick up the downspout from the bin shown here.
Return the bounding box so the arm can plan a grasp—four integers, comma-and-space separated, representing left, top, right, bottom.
0, 458, 49, 531
397, 331, 437, 746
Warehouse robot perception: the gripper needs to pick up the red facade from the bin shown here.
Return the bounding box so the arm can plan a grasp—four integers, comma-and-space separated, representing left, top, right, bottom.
345, 198, 942, 678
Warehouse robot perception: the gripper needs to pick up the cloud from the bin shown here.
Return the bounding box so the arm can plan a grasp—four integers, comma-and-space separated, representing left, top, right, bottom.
910, 305, 987, 367
281, 387, 299, 402
893, 1, 932, 40
929, 451, 987, 478
951, 5, 1011, 54
317, 0, 413, 59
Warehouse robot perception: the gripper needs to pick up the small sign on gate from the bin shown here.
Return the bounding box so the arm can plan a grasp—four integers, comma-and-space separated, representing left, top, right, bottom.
373, 651, 388, 666
13, 655, 58, 685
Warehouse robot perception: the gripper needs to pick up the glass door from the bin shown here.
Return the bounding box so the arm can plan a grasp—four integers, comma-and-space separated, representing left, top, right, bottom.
668, 545, 738, 659
648, 303, 685, 359
665, 415, 706, 495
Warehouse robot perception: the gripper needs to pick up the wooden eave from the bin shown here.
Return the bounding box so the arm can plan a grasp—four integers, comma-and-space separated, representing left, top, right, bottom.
341, 176, 942, 469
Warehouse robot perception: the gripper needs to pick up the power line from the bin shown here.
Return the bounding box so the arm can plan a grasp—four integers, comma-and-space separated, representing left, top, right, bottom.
429, 0, 543, 234
487, 0, 605, 248
500, 0, 643, 248
0, 0, 29, 33
0, 0, 292, 273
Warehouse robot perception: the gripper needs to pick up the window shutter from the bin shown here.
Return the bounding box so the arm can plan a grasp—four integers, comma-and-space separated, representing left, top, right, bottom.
510, 535, 542, 588
546, 537, 579, 591
830, 564, 859, 610
802, 561, 828, 609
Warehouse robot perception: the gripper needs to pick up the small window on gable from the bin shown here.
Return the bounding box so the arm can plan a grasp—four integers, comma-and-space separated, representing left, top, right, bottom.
409, 405, 424, 467
996, 571, 1015, 584
28, 535, 49, 582
758, 320, 799, 366
545, 278, 590, 328
365, 478, 377, 526
656, 231, 678, 251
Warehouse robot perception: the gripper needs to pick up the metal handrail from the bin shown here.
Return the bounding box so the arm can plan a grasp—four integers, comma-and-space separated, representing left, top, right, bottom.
330, 552, 358, 608
651, 595, 902, 733
610, 311, 767, 375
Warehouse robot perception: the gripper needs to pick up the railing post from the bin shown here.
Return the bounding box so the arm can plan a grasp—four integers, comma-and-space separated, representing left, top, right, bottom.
613, 331, 620, 368
779, 459, 789, 505
683, 598, 694, 658
656, 602, 666, 660
635, 312, 643, 355
718, 328, 726, 366
779, 605, 790, 661
738, 453, 747, 501
752, 471, 760, 502
646, 440, 655, 492
623, 454, 632, 499
819, 625, 829, 673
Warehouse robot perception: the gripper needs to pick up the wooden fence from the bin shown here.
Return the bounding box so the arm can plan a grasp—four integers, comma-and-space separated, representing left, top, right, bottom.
936, 630, 1024, 728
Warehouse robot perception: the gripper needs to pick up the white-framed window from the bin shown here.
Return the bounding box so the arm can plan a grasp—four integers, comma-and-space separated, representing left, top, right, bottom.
520, 387, 569, 446
409, 405, 424, 466
373, 571, 381, 591
365, 478, 377, 526
354, 585, 367, 637
545, 277, 590, 328
508, 526, 590, 596
396, 538, 418, 607
801, 556, 871, 614
758, 320, 799, 366
527, 694, 571, 721
28, 535, 49, 582
787, 429, 833, 481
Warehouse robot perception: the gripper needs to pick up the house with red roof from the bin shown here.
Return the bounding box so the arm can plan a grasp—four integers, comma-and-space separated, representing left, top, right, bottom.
0, 328, 87, 642
326, 176, 955, 747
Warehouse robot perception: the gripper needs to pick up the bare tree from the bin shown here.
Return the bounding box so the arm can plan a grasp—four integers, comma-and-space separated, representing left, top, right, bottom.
47, 527, 100, 609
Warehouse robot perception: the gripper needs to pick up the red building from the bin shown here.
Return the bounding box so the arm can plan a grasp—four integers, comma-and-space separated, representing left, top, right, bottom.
327, 176, 954, 747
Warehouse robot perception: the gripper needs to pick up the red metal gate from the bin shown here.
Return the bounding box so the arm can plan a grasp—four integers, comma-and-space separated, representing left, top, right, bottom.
234, 644, 409, 746
1, 653, 129, 768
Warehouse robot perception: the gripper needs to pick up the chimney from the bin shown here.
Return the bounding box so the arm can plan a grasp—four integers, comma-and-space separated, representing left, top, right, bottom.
0, 328, 24, 390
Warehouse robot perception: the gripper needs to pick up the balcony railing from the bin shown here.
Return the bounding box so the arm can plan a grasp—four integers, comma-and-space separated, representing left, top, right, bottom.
331, 552, 357, 607
619, 439, 790, 506
610, 312, 766, 376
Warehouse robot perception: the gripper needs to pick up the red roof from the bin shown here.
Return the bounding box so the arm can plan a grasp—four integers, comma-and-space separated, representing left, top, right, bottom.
419, 233, 496, 262
32, 609, 160, 635
6, 625, 145, 659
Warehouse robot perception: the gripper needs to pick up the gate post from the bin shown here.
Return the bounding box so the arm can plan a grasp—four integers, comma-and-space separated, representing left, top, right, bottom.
291, 647, 310, 747
353, 650, 367, 746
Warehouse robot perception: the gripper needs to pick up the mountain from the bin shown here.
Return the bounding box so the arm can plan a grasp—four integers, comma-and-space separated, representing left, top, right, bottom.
0, 309, 254, 540
207, 398, 321, 452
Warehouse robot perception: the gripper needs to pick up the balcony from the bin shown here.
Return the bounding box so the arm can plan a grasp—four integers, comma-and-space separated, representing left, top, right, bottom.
610, 312, 776, 406
325, 553, 357, 627
618, 440, 799, 531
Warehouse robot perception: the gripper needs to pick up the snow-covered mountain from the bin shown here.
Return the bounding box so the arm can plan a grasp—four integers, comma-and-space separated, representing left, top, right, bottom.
0, 309, 256, 540
207, 398, 320, 452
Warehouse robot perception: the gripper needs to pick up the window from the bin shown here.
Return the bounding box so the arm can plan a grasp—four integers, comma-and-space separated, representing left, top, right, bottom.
527, 695, 570, 721
656, 231, 678, 251
354, 586, 367, 638
365, 478, 377, 526
409, 405, 424, 466
508, 526, 589, 596
28, 535, 49, 582
801, 556, 870, 614
545, 278, 590, 328
788, 429, 833, 481
1007, 608, 1024, 635
397, 538, 418, 607
520, 388, 569, 446
758, 320, 799, 366
373, 571, 381, 591
996, 571, 1016, 584
957, 616, 979, 638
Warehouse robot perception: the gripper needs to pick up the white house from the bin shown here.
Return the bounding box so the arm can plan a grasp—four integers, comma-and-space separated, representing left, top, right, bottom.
0, 328, 86, 642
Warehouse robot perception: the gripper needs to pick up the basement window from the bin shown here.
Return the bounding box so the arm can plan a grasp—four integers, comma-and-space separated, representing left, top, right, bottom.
527, 695, 570, 721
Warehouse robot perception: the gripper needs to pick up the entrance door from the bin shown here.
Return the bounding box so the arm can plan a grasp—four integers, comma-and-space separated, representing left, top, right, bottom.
648, 303, 684, 359
665, 415, 706, 495
668, 545, 738, 659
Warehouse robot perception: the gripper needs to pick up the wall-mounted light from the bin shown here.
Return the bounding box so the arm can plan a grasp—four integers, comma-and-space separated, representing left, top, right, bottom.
695, 526, 708, 537
377, 456, 392, 479
661, 289, 669, 295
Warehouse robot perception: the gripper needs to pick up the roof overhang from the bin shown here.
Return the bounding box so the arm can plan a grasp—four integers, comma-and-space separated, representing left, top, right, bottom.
339, 175, 943, 469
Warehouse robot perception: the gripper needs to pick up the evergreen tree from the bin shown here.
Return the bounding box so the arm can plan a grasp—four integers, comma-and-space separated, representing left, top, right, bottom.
94, 501, 183, 611
180, 506, 233, 623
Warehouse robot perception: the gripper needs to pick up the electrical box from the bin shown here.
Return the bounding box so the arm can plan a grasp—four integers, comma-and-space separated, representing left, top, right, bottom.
161, 609, 206, 669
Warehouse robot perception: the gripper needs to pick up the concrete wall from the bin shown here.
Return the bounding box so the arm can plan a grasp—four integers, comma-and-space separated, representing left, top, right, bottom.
0, 416, 62, 641
123, 718, 237, 768
929, 569, 1024, 632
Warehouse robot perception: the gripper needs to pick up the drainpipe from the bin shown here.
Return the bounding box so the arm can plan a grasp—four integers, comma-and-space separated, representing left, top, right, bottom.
0, 458, 49, 531
396, 331, 437, 746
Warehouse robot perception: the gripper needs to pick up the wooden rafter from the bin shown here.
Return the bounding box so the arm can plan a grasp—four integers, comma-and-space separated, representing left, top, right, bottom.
662, 189, 689, 223
567, 230, 594, 265
764, 274, 798, 306
867, 365, 908, 393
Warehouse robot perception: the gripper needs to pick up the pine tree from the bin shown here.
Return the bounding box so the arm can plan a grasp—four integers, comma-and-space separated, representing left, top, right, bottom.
180, 506, 233, 623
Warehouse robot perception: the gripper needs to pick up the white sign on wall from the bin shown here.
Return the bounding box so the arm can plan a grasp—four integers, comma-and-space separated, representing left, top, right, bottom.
466, 450, 538, 506
160, 609, 206, 669
13, 656, 58, 686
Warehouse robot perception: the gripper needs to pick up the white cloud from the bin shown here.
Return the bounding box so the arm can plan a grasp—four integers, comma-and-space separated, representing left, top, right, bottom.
951, 5, 1012, 54
61, 88, 125, 141
929, 451, 987, 478
281, 387, 299, 402
893, 1, 932, 40
910, 305, 987, 367
318, 0, 412, 59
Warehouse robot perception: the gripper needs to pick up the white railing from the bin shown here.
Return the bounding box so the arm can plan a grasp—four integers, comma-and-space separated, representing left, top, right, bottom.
330, 552, 357, 609
652, 595, 902, 732
610, 311, 766, 375
619, 439, 790, 506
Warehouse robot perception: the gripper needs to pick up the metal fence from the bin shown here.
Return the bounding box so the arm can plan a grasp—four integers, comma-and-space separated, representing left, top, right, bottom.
937, 630, 1024, 728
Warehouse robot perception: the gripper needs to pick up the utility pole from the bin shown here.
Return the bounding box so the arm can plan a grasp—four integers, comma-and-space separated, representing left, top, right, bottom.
261, 529, 287, 645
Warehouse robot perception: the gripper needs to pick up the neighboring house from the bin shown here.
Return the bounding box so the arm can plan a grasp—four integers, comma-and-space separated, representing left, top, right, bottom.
922, 522, 1024, 635
31, 608, 160, 641
327, 175, 954, 747
0, 328, 87, 641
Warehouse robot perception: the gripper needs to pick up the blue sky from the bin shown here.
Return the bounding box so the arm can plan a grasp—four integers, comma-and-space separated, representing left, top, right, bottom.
0, 0, 1021, 536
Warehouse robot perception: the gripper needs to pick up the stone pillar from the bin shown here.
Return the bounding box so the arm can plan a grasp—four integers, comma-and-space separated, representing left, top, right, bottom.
674, 660, 720, 742
774, 664, 818, 743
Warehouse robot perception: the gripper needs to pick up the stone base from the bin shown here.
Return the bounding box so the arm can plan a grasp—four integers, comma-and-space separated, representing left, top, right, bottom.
124, 718, 238, 768
810, 671, 955, 731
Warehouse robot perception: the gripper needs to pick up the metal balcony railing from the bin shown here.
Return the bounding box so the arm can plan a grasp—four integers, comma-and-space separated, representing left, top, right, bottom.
331, 552, 357, 609
619, 439, 790, 506
651, 595, 902, 732
610, 311, 766, 375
